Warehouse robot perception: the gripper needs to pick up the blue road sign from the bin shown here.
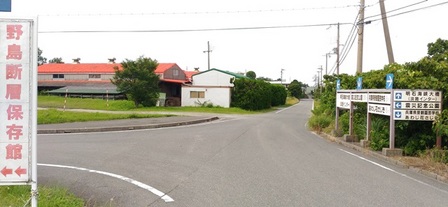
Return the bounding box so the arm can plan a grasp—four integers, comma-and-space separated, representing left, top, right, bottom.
0, 0, 11, 12
356, 77, 362, 90
336, 79, 341, 90
394, 102, 402, 109
386, 73, 394, 89
395, 111, 402, 118
395, 92, 402, 100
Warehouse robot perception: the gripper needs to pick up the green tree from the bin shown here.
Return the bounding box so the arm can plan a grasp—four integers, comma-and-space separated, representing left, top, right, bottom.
246, 71, 256, 79
231, 78, 271, 110
288, 79, 304, 99
38, 48, 47, 65
49, 57, 64, 63
427, 38, 448, 61
111, 56, 160, 107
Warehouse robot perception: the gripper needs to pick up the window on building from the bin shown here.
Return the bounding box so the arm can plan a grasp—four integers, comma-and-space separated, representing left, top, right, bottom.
52, 74, 64, 79
89, 74, 101, 79
190, 91, 205, 98
173, 69, 179, 76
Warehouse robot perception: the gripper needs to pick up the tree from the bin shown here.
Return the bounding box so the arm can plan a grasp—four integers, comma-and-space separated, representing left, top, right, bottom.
288, 80, 304, 99
49, 57, 64, 63
256, 76, 273, 81
38, 48, 47, 65
111, 56, 160, 107
427, 38, 448, 61
246, 71, 256, 79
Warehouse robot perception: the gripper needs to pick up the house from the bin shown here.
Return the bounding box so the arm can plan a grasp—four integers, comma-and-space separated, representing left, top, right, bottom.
181, 68, 246, 108
38, 59, 192, 106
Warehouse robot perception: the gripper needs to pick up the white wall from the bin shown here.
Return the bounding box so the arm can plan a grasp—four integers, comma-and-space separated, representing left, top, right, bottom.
192, 70, 234, 87
182, 86, 231, 108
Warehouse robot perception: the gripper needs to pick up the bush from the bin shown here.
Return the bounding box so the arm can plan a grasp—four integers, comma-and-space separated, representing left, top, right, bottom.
308, 114, 333, 132
270, 84, 287, 106
370, 116, 389, 151
231, 78, 272, 110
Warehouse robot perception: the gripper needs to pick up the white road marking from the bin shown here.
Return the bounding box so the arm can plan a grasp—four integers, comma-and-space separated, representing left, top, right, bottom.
339, 149, 448, 194
275, 104, 297, 114
38, 163, 174, 202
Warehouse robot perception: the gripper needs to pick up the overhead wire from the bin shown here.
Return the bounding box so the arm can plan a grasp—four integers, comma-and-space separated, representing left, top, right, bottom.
367, 0, 448, 22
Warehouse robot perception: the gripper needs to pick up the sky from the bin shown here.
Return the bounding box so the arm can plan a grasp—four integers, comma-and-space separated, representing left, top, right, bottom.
1, 0, 447, 85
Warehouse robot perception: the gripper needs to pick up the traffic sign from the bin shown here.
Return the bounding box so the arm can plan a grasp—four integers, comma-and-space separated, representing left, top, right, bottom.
356, 77, 362, 90
368, 103, 391, 116
394, 90, 442, 102
393, 109, 441, 121
386, 73, 394, 89
393, 101, 442, 110
336, 79, 341, 91
368, 93, 391, 104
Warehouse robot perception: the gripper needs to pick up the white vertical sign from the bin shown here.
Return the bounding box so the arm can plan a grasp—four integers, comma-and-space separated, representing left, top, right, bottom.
0, 19, 34, 184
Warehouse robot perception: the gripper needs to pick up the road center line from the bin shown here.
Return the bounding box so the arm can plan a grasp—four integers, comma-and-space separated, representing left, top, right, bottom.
38, 163, 174, 202
339, 149, 448, 195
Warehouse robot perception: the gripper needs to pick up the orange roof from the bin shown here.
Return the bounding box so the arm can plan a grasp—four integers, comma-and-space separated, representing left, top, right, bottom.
155, 63, 178, 73
38, 63, 180, 74
39, 63, 121, 74
184, 71, 198, 79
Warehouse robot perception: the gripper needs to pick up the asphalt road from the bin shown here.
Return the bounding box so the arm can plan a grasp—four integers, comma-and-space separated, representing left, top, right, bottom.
37, 99, 448, 206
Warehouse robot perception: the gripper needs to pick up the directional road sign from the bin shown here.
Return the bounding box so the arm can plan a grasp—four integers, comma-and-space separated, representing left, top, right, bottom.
394, 90, 442, 102
394, 109, 441, 121
356, 77, 362, 90
336, 79, 341, 91
393, 101, 442, 110
368, 103, 391, 116
386, 73, 394, 89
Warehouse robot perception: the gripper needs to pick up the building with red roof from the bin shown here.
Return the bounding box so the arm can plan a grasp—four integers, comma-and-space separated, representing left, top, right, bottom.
38, 60, 191, 106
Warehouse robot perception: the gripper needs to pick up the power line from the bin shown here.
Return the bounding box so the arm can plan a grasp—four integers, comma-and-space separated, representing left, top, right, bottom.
38, 22, 352, 34
364, 0, 428, 20
367, 0, 448, 22
38, 5, 361, 17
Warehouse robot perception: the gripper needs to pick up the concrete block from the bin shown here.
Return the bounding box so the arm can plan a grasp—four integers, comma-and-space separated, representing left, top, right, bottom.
360, 140, 370, 148
382, 148, 403, 157
343, 134, 358, 142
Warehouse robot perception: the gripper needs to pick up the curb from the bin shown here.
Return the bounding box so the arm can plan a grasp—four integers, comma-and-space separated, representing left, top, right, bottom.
316, 132, 448, 184
38, 117, 219, 134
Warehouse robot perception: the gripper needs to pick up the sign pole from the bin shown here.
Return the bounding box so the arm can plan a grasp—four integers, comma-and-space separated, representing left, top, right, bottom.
389, 89, 395, 149
31, 16, 38, 207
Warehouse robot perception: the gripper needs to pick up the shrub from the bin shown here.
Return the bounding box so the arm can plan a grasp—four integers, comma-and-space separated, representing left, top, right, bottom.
231, 78, 272, 110
270, 84, 287, 106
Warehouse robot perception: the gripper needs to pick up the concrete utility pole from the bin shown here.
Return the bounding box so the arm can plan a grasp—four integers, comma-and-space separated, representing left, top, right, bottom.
379, 0, 395, 64
318, 66, 323, 94
336, 23, 340, 75
356, 0, 365, 74
280, 69, 285, 84
203, 41, 212, 70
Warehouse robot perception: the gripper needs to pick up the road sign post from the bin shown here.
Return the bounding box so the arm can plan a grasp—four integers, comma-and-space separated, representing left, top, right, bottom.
0, 17, 38, 206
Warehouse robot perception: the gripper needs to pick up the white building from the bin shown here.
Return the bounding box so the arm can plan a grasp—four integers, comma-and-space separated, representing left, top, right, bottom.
181, 68, 246, 108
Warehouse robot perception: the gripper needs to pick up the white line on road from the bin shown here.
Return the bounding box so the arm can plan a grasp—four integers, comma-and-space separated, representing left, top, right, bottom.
38, 163, 174, 202
275, 104, 297, 114
338, 149, 448, 194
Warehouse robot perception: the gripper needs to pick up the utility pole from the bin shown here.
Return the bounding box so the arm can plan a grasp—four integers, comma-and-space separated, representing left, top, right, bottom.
336, 22, 340, 75
379, 0, 395, 64
356, 0, 365, 74
203, 41, 212, 70
318, 66, 323, 94
280, 68, 285, 84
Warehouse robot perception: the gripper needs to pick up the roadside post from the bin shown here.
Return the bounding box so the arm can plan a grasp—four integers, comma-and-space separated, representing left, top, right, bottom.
0, 17, 38, 206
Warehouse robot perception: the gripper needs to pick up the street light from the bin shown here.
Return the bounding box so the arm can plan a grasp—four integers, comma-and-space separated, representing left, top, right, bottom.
281, 69, 285, 84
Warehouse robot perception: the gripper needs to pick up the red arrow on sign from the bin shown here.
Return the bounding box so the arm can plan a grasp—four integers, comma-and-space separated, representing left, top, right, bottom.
15, 167, 27, 177
1, 166, 13, 177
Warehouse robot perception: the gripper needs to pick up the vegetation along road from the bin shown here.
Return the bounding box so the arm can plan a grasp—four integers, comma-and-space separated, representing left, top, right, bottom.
37, 100, 448, 206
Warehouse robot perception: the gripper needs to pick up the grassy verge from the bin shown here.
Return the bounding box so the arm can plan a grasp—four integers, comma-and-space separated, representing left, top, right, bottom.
37, 95, 287, 115
38, 109, 174, 124
0, 185, 84, 207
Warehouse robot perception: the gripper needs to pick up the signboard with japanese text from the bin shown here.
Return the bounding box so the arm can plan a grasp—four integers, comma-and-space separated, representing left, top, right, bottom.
350, 93, 367, 102
0, 19, 36, 184
368, 103, 391, 116
393, 101, 442, 110
336, 93, 351, 109
394, 90, 442, 102
368, 93, 391, 104
394, 109, 441, 121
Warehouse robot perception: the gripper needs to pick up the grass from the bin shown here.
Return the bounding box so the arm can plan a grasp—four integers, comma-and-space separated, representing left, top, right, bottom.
38, 109, 174, 124
0, 185, 85, 207
37, 95, 291, 115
